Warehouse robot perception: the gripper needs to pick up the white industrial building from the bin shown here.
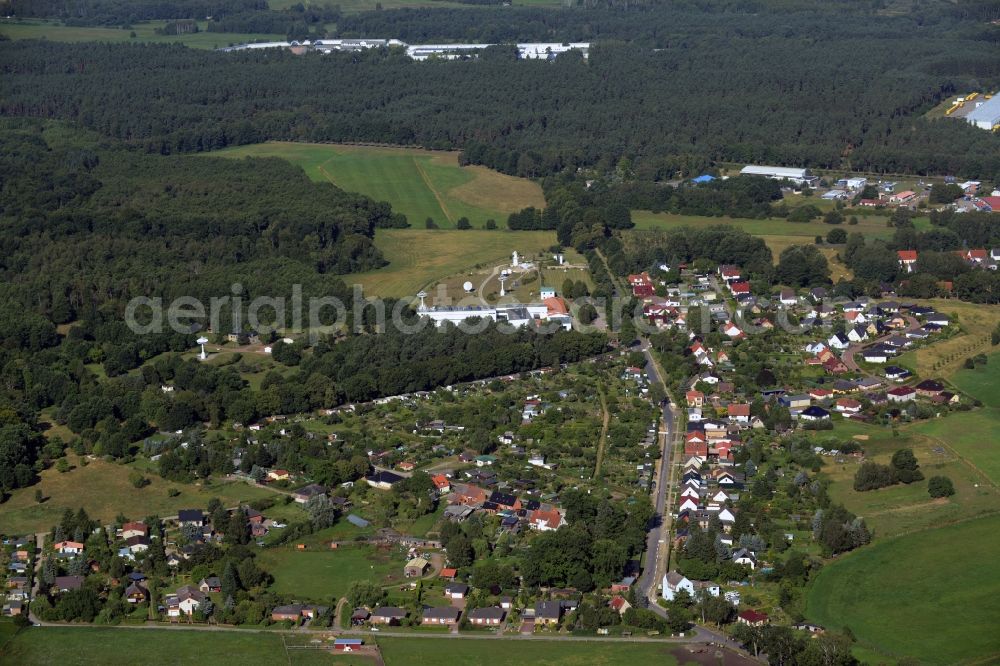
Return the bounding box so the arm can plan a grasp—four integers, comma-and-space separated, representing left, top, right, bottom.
966, 96, 1000, 131
419, 303, 572, 329
740, 165, 819, 187
221, 39, 589, 61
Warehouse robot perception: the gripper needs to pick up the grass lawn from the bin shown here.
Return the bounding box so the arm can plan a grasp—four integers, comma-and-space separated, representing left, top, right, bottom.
806, 514, 1000, 665
345, 228, 558, 298
256, 543, 404, 601
0, 19, 282, 49
211, 143, 544, 229
0, 455, 279, 534
376, 637, 681, 665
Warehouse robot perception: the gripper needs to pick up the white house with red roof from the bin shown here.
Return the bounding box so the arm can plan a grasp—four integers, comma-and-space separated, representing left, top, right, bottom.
897, 250, 918, 273
729, 281, 751, 296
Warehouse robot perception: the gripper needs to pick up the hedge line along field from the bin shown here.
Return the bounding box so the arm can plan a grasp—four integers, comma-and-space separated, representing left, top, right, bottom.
212, 143, 545, 229
806, 514, 1000, 665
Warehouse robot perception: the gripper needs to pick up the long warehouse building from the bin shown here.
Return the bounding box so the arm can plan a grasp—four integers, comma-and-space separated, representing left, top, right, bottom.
965, 96, 1000, 130
739, 165, 819, 187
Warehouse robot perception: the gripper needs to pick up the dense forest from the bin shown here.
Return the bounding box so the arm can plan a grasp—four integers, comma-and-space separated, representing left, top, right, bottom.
0, 122, 611, 495
2, 1, 999, 180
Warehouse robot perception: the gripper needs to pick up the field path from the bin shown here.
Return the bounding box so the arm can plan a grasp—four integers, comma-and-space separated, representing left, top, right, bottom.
412, 157, 455, 224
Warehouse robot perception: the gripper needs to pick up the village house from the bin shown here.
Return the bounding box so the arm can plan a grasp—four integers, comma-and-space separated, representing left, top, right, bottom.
54, 541, 84, 556
177, 509, 205, 527
444, 583, 469, 600
271, 604, 323, 622
527, 506, 567, 531
422, 606, 461, 625
121, 522, 149, 540
738, 610, 770, 627
897, 250, 918, 273
534, 600, 563, 625
661, 571, 720, 601
366, 471, 404, 490
370, 607, 408, 625
267, 469, 290, 482
125, 582, 149, 604
166, 585, 206, 617
292, 483, 327, 503
54, 575, 85, 592
887, 386, 916, 403
467, 606, 506, 626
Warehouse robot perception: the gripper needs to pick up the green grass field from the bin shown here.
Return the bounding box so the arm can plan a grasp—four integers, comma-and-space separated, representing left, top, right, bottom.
0, 627, 361, 665
0, 19, 283, 49
632, 210, 929, 238
0, 454, 287, 535
912, 408, 1000, 487
949, 352, 1000, 408
376, 638, 681, 665
212, 143, 545, 229
346, 229, 558, 298
256, 543, 404, 601
818, 419, 1000, 539
806, 514, 1000, 665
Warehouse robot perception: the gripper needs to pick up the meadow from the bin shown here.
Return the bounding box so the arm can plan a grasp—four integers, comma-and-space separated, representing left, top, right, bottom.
376, 637, 683, 666
256, 543, 405, 601
345, 229, 558, 298
630, 210, 928, 238
0, 19, 282, 49
212, 143, 545, 229
0, 454, 284, 535
0, 627, 352, 665
817, 419, 999, 539
806, 514, 1000, 665
893, 299, 1000, 381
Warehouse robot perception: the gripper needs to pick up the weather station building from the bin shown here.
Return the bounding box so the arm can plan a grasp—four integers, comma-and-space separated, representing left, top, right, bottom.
739, 165, 819, 187
418, 303, 552, 328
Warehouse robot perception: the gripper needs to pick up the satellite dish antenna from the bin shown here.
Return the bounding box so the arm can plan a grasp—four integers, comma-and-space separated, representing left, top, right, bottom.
196, 336, 209, 361
463, 281, 474, 293
416, 291, 428, 310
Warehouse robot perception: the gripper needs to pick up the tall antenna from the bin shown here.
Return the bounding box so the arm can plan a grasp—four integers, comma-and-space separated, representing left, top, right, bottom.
498, 275, 507, 298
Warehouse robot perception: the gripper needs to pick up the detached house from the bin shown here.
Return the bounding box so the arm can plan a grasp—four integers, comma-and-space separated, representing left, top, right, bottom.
897, 250, 918, 273
467, 606, 505, 626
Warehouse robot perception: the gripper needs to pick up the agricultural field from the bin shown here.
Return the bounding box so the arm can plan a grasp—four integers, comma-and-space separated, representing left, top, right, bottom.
0, 454, 283, 535
817, 419, 999, 539
256, 543, 406, 601
0, 19, 282, 49
806, 514, 1000, 665
376, 637, 684, 666
345, 229, 558, 298
212, 143, 545, 229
